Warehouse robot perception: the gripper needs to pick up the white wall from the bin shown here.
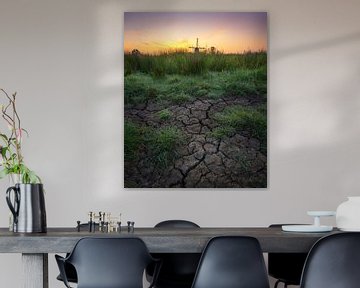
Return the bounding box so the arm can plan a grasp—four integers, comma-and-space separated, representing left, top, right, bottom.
0, 0, 360, 287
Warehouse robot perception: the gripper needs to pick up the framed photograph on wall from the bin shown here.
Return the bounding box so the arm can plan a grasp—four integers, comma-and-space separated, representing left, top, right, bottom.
124, 12, 267, 188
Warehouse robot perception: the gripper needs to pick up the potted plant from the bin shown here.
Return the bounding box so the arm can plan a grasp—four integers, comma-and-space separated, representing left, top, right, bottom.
0, 89, 40, 183
0, 88, 46, 233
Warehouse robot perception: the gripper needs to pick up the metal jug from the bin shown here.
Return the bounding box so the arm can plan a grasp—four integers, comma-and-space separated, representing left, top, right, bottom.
6, 183, 47, 233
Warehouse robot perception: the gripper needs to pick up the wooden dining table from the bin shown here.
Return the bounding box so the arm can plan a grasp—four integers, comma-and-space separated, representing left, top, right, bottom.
0, 226, 339, 288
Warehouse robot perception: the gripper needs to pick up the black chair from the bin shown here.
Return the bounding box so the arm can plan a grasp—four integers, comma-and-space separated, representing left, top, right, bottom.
191, 236, 270, 288
300, 232, 360, 288
56, 262, 77, 284
55, 237, 160, 288
147, 220, 201, 288
56, 223, 99, 284
268, 224, 308, 288
154, 220, 200, 229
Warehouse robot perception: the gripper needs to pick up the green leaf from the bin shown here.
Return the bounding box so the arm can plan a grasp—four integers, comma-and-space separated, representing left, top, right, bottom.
21, 128, 29, 137
28, 171, 40, 184
1, 146, 8, 158
17, 164, 41, 184
0, 169, 9, 179
0, 133, 8, 142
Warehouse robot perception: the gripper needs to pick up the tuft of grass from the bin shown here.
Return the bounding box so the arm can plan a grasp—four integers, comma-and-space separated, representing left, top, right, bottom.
211, 105, 267, 152
222, 67, 267, 97
124, 120, 185, 168
210, 126, 236, 138
171, 92, 192, 104
124, 73, 157, 105
146, 126, 184, 167
124, 121, 144, 162
156, 109, 172, 121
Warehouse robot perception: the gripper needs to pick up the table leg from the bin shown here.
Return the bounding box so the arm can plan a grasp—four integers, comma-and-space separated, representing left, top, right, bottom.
22, 253, 48, 288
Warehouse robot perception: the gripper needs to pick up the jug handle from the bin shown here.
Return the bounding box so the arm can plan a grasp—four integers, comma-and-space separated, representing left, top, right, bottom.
6, 186, 20, 224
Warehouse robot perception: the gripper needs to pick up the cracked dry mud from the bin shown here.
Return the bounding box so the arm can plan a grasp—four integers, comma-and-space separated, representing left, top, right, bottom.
125, 96, 267, 188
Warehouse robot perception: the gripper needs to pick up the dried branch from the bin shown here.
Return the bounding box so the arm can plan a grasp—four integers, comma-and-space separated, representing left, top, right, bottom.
0, 88, 40, 183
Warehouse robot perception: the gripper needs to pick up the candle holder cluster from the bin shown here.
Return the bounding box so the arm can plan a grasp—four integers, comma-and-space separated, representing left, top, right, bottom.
76, 212, 135, 233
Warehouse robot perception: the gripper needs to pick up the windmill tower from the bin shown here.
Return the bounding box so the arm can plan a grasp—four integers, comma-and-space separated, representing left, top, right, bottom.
189, 38, 206, 53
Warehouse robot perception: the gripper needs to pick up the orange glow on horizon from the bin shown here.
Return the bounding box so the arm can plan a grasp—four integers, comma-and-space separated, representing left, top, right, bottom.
124, 12, 267, 54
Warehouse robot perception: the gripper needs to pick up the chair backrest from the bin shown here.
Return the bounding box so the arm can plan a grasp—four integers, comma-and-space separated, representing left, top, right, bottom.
300, 232, 360, 288
191, 236, 269, 288
66, 237, 154, 288
150, 220, 201, 286
155, 220, 200, 228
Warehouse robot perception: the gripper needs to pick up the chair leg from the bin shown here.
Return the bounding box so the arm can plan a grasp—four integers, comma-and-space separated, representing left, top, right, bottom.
274, 280, 289, 288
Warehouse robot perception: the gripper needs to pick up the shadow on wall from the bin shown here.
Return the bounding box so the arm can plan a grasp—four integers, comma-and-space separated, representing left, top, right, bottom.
272, 31, 360, 60
269, 29, 360, 212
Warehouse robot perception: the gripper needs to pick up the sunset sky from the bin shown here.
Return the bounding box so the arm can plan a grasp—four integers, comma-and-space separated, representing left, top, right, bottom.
124, 12, 267, 54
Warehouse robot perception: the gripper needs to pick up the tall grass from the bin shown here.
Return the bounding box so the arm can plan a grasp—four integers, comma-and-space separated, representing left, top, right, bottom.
124, 121, 144, 162
125, 51, 266, 76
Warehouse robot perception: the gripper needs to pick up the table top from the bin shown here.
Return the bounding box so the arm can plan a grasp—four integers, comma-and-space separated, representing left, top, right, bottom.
0, 227, 340, 254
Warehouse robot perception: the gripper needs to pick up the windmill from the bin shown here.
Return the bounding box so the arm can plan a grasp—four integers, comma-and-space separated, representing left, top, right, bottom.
189, 38, 206, 53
